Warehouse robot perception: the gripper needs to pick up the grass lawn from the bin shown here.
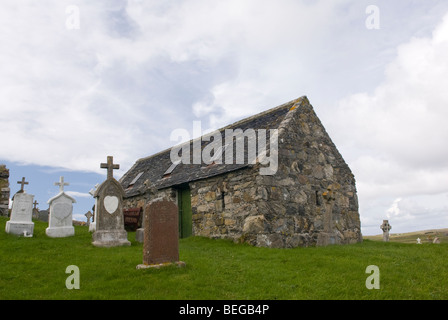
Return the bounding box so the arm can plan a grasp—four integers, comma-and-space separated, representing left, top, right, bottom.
1, 217, 447, 300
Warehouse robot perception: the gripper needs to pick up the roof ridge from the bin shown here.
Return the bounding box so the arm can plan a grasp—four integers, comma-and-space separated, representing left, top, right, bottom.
134, 96, 306, 164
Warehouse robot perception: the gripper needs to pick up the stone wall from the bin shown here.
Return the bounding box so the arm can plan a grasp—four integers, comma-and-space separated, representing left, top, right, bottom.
189, 167, 261, 242
259, 98, 362, 247
184, 98, 361, 248
0, 165, 10, 217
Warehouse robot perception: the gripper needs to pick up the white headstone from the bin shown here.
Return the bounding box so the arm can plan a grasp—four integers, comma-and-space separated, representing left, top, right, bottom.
6, 192, 35, 236
46, 176, 76, 238
416, 237, 421, 244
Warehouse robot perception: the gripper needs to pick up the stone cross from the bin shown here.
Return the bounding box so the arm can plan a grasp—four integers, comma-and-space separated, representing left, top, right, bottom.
85, 211, 93, 225
380, 220, 392, 242
54, 176, 69, 193
101, 156, 119, 180
33, 200, 39, 209
17, 177, 29, 192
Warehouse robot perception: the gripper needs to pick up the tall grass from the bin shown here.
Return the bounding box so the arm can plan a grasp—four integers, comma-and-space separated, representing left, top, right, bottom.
1, 217, 447, 300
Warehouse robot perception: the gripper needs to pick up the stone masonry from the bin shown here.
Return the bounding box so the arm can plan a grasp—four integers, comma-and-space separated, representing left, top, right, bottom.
121, 96, 362, 248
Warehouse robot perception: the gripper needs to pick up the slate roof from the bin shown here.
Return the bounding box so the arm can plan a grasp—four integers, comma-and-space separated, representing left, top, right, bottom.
120, 96, 305, 198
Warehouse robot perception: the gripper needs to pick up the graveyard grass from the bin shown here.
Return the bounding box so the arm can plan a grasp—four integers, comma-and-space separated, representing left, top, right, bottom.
1, 217, 447, 300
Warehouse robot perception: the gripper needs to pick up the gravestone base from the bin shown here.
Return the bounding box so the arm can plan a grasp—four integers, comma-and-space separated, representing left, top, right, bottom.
92, 230, 131, 247
5, 221, 34, 237
136, 261, 186, 270
46, 226, 75, 238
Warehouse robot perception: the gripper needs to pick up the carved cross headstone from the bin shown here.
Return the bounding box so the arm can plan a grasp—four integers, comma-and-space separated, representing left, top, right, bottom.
6, 179, 34, 236
380, 220, 392, 242
317, 183, 340, 246
85, 211, 93, 226
46, 176, 76, 238
32, 200, 39, 219
92, 156, 130, 247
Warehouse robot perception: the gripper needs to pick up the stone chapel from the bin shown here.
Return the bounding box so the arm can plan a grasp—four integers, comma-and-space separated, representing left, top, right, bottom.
120, 96, 362, 248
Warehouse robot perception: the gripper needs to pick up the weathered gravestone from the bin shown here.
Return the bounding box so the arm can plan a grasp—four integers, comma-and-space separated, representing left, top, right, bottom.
136, 199, 185, 269
32, 200, 39, 219
92, 156, 130, 247
5, 177, 34, 236
88, 183, 99, 232
380, 220, 392, 242
46, 176, 76, 238
85, 211, 93, 226
316, 184, 338, 246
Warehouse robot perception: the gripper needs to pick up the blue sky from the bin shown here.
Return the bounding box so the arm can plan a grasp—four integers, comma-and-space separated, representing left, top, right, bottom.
1, 0, 448, 234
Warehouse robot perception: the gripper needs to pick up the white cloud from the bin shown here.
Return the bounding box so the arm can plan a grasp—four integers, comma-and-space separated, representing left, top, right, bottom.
331, 11, 448, 234
65, 191, 92, 199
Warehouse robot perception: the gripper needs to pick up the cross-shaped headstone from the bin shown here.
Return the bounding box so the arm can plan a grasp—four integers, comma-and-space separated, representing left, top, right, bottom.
100, 156, 120, 180
54, 176, 69, 192
33, 200, 39, 209
17, 177, 29, 192
85, 211, 93, 225
380, 220, 392, 242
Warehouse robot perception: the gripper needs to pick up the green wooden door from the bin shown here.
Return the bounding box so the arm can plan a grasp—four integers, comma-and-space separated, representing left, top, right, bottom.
178, 187, 192, 238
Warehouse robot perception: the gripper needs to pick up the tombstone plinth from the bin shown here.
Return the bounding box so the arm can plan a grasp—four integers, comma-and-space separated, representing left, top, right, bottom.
92, 156, 130, 247
46, 177, 76, 238
136, 200, 185, 269
6, 178, 34, 236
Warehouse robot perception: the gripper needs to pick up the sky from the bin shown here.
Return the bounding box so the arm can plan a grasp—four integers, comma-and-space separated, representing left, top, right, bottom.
1, 0, 448, 235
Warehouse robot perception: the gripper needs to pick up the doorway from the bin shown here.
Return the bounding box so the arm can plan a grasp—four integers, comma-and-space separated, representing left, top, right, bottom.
177, 186, 192, 238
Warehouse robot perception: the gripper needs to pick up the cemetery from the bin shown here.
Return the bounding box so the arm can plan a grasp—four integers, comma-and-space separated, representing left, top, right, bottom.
0, 99, 447, 299
0, 103, 446, 300
0, 216, 447, 300
0, 156, 447, 299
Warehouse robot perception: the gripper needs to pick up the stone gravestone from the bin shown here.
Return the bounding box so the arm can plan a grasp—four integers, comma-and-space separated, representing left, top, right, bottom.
380, 220, 392, 242
92, 156, 130, 247
88, 183, 99, 232
85, 211, 93, 226
5, 177, 34, 236
316, 184, 338, 246
32, 200, 39, 219
136, 199, 185, 269
46, 176, 76, 238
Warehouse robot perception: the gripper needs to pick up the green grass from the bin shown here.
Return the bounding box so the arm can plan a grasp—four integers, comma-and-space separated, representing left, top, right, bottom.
1, 216, 447, 300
